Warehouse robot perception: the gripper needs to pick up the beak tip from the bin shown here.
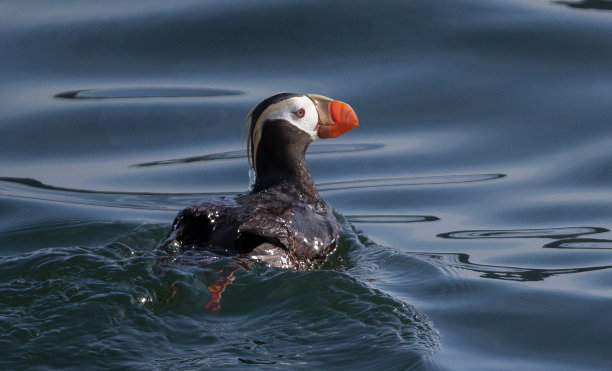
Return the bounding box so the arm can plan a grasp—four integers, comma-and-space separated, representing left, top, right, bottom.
313, 97, 359, 139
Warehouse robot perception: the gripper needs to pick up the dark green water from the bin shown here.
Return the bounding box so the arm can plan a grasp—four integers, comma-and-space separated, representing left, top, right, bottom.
1, 0, 612, 369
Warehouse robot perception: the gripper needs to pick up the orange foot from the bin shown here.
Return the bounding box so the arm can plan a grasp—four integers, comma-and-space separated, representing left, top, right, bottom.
204, 267, 238, 312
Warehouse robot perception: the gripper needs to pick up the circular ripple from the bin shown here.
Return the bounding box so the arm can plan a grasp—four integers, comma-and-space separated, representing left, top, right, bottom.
131, 143, 384, 167
437, 227, 609, 239
55, 87, 243, 99
0, 176, 235, 211
416, 252, 612, 282
318, 173, 505, 191
543, 238, 612, 250
346, 215, 439, 223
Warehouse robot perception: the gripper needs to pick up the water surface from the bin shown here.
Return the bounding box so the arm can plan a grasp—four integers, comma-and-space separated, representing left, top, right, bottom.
1, 0, 612, 369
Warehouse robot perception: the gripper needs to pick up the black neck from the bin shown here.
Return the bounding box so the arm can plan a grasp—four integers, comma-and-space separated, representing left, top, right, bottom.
252, 120, 320, 202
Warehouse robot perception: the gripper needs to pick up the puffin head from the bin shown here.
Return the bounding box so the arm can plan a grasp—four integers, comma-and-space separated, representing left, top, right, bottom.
244, 92, 359, 173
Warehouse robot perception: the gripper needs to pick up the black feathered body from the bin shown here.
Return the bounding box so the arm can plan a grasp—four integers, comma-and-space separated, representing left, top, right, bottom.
166, 182, 340, 270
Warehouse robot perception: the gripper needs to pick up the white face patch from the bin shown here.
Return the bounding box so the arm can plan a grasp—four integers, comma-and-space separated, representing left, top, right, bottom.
255, 96, 319, 140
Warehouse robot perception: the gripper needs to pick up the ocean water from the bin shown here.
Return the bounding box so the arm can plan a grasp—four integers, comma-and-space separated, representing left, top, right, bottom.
1, 0, 612, 369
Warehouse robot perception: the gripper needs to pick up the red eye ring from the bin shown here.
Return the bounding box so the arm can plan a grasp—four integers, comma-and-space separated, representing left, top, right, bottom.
294, 108, 306, 118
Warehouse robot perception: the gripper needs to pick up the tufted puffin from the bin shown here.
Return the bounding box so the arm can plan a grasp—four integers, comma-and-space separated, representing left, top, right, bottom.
165, 92, 358, 271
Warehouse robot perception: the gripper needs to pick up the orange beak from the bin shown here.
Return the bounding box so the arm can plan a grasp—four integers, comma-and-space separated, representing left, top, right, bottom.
308, 94, 359, 139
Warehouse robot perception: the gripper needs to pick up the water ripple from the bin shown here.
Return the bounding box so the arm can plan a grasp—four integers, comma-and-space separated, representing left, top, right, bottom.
152, 257, 442, 364
54, 87, 244, 99
131, 143, 384, 167
0, 173, 505, 212
438, 226, 609, 240
318, 173, 505, 192
544, 238, 612, 250
346, 215, 439, 224
552, 0, 612, 11
416, 253, 612, 282
0, 177, 229, 211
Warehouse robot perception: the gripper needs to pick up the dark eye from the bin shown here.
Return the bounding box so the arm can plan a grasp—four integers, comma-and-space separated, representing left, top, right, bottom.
294, 108, 306, 118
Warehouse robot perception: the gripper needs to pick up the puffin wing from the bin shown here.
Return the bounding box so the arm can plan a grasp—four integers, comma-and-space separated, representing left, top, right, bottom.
237, 203, 340, 270
236, 205, 292, 250
168, 198, 240, 253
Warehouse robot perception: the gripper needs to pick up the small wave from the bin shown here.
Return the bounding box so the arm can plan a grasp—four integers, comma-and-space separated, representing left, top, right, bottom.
54, 87, 244, 99
416, 252, 612, 282
318, 173, 505, 192
0, 177, 234, 211
131, 143, 384, 167
552, 0, 612, 11
544, 238, 612, 250
132, 150, 245, 167
2, 219, 95, 235
346, 215, 439, 223
438, 226, 609, 240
